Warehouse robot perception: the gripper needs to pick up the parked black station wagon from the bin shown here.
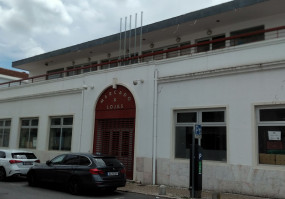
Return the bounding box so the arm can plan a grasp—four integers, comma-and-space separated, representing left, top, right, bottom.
27, 153, 126, 195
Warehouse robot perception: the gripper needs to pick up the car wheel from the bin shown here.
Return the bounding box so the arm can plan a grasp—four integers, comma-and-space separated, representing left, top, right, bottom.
68, 178, 81, 195
0, 167, 6, 181
27, 172, 38, 187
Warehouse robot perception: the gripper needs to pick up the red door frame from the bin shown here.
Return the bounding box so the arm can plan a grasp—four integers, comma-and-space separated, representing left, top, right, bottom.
93, 85, 136, 179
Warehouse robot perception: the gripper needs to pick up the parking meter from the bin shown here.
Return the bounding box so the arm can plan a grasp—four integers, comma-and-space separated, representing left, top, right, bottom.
190, 145, 203, 197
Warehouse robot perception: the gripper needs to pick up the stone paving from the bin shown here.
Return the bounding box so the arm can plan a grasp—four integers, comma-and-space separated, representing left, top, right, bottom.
118, 181, 270, 199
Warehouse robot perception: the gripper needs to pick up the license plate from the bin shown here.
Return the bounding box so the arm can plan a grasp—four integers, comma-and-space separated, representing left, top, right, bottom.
107, 172, 118, 176
23, 162, 33, 165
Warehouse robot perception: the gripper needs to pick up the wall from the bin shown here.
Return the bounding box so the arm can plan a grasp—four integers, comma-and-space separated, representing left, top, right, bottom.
152, 38, 285, 198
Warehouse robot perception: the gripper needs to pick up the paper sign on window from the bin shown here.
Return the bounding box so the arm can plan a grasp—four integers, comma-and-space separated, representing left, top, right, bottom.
268, 131, 281, 141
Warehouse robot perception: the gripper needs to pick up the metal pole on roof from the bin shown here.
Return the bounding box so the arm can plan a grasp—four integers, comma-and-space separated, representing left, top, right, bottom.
119, 18, 122, 65
124, 17, 127, 60
139, 11, 143, 57
134, 13, 137, 57
129, 15, 132, 58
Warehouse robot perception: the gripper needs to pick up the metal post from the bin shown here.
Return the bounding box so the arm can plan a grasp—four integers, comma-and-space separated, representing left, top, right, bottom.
124, 17, 127, 59
129, 15, 132, 58
119, 18, 122, 65
134, 13, 137, 56
191, 126, 195, 198
139, 11, 143, 57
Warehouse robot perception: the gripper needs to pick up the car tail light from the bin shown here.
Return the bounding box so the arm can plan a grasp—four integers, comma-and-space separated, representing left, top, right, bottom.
35, 159, 40, 163
9, 160, 23, 164
120, 168, 126, 174
89, 168, 105, 175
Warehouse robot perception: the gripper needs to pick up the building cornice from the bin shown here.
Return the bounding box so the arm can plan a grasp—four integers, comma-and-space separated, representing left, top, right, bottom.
158, 60, 285, 84
0, 88, 82, 103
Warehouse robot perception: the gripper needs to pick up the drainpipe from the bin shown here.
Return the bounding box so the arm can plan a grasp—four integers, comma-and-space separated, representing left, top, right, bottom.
80, 84, 88, 151
152, 69, 158, 185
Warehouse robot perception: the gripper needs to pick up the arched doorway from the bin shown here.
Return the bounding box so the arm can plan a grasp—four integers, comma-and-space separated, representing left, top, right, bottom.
93, 85, 135, 179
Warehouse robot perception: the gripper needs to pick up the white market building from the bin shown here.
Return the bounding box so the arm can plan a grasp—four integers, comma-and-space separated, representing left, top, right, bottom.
1, 0, 285, 198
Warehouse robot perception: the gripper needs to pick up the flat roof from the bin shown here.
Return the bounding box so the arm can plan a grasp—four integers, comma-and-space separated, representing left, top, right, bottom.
12, 0, 268, 68
0, 67, 28, 78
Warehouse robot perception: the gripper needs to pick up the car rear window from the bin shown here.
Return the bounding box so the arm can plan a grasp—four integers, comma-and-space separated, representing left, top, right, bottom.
93, 157, 122, 168
12, 153, 37, 159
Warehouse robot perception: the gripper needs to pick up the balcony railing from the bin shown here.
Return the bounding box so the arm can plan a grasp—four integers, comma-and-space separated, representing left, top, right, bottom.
1, 26, 285, 89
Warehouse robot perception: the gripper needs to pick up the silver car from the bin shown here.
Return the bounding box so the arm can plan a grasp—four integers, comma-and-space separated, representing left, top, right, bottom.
0, 149, 40, 181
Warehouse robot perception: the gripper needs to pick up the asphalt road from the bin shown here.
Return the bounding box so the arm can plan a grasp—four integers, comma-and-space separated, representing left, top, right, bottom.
0, 178, 167, 199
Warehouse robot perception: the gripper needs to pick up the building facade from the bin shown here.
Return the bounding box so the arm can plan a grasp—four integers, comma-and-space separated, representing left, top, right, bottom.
1, 0, 285, 198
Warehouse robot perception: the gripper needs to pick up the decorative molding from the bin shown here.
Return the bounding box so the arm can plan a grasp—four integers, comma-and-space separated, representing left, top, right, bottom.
158, 60, 285, 84
0, 88, 82, 103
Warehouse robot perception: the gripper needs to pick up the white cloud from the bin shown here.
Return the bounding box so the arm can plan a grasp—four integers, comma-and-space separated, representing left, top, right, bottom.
0, 0, 72, 35
20, 39, 45, 58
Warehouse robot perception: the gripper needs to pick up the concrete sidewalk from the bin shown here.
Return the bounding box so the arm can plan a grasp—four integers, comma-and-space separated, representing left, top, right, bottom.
118, 181, 270, 199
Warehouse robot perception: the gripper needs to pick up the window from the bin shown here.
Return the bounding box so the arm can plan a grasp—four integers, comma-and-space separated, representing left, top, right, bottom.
175, 109, 226, 161
166, 46, 179, 58
142, 51, 152, 62
62, 154, 80, 165
121, 56, 130, 66
46, 68, 64, 80
12, 153, 37, 159
83, 64, 91, 73
196, 39, 210, 53
0, 119, 11, 147
230, 25, 264, 46
130, 53, 139, 64
91, 61, 98, 71
196, 34, 225, 53
51, 154, 66, 165
93, 157, 122, 168
212, 35, 226, 50
49, 116, 73, 151
123, 53, 139, 65
83, 61, 98, 73
82, 61, 98, 72
66, 65, 82, 76
0, 151, 6, 158
180, 42, 191, 56
79, 156, 91, 166
257, 107, 285, 165
101, 59, 109, 69
110, 59, 118, 68
153, 49, 164, 60
19, 118, 38, 149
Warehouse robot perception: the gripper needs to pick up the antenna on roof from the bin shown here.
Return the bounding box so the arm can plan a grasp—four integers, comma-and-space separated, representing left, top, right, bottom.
119, 17, 122, 65
139, 11, 143, 57
129, 15, 132, 58
118, 12, 143, 64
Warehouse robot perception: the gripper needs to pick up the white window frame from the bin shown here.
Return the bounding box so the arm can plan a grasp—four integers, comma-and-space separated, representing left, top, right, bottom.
49, 116, 73, 151
256, 106, 285, 166
19, 118, 39, 149
174, 108, 227, 161
0, 119, 11, 147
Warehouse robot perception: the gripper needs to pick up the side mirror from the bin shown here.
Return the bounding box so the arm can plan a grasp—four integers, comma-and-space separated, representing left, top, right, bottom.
46, 160, 51, 165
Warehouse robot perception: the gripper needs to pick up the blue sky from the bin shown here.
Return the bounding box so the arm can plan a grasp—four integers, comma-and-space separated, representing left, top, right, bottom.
0, 0, 231, 71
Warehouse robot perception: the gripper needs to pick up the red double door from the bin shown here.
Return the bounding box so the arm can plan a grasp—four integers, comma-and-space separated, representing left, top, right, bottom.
94, 86, 135, 179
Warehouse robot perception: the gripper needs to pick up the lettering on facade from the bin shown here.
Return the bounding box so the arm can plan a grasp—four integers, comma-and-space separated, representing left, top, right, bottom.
99, 88, 132, 110
106, 104, 124, 110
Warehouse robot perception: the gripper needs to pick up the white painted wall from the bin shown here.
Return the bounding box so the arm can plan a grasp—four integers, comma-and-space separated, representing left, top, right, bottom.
1, 9, 285, 198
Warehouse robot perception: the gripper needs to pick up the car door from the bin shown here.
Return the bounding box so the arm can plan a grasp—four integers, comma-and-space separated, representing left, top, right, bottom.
72, 155, 92, 183
38, 154, 66, 183
54, 154, 79, 184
